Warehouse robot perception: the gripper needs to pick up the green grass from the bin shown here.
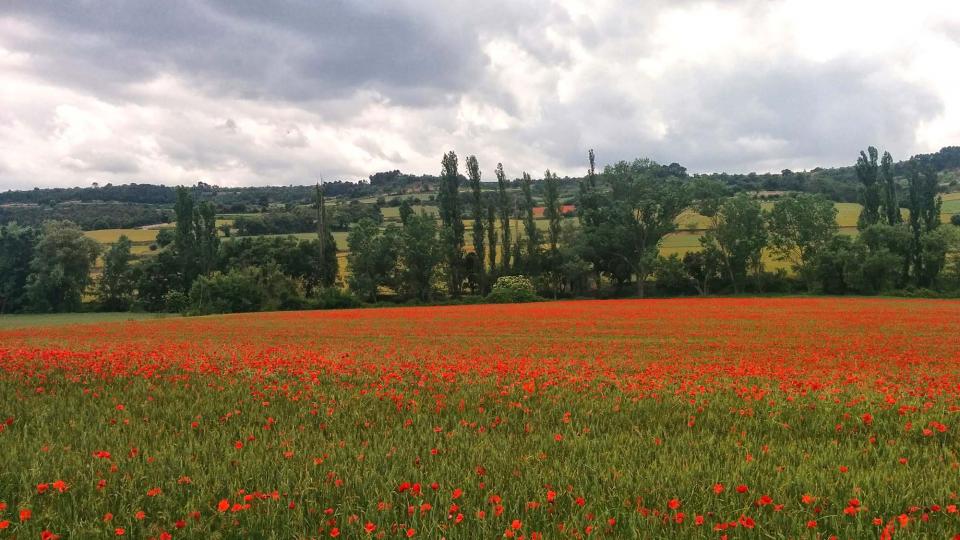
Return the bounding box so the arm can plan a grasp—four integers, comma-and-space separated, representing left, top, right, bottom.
0, 312, 174, 330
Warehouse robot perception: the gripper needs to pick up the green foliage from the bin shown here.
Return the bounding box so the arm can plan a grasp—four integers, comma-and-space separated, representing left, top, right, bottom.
0, 223, 37, 313
952, 214, 960, 227
496, 162, 512, 272
654, 254, 697, 295
96, 235, 137, 311
347, 219, 400, 302
486, 275, 539, 303
701, 193, 767, 293
519, 172, 539, 272
466, 155, 486, 292
593, 159, 691, 296
767, 194, 838, 288
24, 220, 101, 312
189, 265, 302, 314
438, 151, 465, 296
856, 146, 882, 230
399, 212, 441, 302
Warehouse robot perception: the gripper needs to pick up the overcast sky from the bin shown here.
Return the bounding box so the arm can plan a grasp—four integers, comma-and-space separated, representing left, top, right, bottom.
1, 1, 959, 189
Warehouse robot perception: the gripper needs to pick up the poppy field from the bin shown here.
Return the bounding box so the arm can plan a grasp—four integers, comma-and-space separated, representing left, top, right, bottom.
2, 298, 960, 539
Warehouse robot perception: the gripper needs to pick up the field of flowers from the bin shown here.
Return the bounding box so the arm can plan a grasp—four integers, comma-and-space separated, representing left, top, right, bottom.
2, 298, 960, 539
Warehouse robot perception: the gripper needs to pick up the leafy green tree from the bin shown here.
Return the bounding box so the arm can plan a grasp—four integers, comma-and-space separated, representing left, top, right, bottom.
602, 159, 691, 297
0, 223, 37, 314
908, 164, 944, 286
767, 194, 838, 288
879, 151, 901, 225
700, 194, 767, 293
25, 220, 101, 312
466, 155, 486, 293
519, 172, 539, 272
189, 265, 302, 314
173, 186, 198, 288
856, 147, 882, 230
682, 250, 722, 296
96, 235, 137, 311
496, 163, 512, 273
813, 235, 863, 294
438, 151, 465, 296
486, 198, 498, 274
194, 201, 219, 276
135, 249, 181, 312
399, 212, 441, 302
543, 169, 562, 253
398, 199, 414, 226
347, 219, 400, 302
654, 254, 697, 295
855, 224, 912, 292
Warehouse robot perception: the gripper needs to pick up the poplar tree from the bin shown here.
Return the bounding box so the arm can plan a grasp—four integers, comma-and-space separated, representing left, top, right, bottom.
438, 151, 465, 296
496, 163, 512, 272
466, 155, 486, 293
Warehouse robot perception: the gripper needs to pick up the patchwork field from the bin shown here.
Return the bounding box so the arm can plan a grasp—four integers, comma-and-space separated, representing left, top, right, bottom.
1, 298, 959, 538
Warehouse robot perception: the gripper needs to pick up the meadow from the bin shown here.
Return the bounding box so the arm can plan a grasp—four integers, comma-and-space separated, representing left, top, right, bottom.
1, 298, 960, 538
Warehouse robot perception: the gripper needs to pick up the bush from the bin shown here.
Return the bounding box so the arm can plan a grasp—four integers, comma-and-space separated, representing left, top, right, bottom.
951, 214, 960, 227
188, 266, 302, 315
309, 287, 361, 310
486, 275, 539, 303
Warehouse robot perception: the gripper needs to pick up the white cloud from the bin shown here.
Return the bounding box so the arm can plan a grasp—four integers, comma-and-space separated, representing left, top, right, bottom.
0, 1, 958, 189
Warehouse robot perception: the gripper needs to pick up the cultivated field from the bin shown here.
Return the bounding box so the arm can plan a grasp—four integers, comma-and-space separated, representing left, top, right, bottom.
1, 298, 959, 538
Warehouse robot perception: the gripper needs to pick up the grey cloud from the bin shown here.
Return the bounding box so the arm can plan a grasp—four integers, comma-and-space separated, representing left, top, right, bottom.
60, 150, 141, 174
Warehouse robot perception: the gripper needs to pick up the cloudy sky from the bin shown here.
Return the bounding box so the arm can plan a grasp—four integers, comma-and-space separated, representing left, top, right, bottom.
1, 1, 959, 189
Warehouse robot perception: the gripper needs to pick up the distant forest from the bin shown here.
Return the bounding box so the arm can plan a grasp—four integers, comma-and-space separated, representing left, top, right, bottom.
3, 147, 958, 230
1, 146, 959, 315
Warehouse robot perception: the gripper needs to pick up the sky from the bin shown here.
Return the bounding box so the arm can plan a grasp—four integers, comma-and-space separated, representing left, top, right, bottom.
1, 1, 959, 189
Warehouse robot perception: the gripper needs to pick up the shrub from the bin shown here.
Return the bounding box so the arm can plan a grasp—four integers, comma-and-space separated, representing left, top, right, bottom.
951, 214, 960, 227
310, 287, 361, 310
486, 275, 539, 303
188, 265, 302, 315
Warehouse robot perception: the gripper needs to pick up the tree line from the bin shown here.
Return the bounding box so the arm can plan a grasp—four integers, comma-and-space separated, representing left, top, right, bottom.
1, 147, 958, 315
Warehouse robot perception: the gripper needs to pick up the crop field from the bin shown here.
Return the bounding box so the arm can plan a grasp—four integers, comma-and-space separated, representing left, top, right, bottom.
1, 298, 959, 538
83, 229, 159, 244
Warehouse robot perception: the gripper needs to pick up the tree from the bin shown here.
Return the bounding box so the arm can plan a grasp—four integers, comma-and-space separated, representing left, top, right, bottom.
486, 198, 498, 274
25, 220, 100, 312
602, 159, 691, 297
700, 194, 767, 293
438, 151, 465, 296
879, 151, 901, 225
135, 249, 181, 312
813, 235, 862, 294
855, 224, 912, 292
173, 186, 198, 289
398, 199, 414, 226
314, 182, 339, 290
520, 172, 539, 272
496, 163, 512, 273
766, 194, 838, 289
0, 223, 37, 314
189, 265, 302, 314
543, 169, 562, 253
347, 219, 400, 302
682, 250, 722, 296
96, 235, 137, 311
908, 164, 944, 286
194, 201, 219, 276
399, 212, 441, 301
856, 147, 882, 230
466, 155, 486, 294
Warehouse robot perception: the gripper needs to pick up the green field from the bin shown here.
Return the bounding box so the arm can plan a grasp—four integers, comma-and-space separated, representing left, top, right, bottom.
0, 312, 174, 330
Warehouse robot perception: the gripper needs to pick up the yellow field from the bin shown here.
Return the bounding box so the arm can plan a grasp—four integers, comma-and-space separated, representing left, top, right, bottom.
83, 228, 158, 244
